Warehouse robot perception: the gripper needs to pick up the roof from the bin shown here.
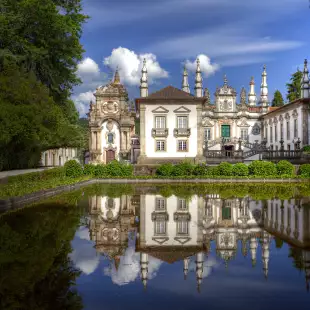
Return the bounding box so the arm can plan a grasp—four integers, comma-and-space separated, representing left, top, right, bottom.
147, 85, 194, 99
136, 245, 204, 264
263, 98, 310, 116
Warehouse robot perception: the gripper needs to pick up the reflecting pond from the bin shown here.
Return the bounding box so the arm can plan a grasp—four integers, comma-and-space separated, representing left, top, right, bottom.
1, 184, 310, 310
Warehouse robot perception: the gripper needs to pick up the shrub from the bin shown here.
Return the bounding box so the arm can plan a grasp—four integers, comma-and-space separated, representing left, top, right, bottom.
83, 164, 96, 176
299, 164, 310, 177
156, 163, 173, 176
41, 167, 65, 179
218, 162, 233, 176
94, 164, 108, 177
171, 162, 195, 176
248, 160, 277, 177
192, 164, 209, 176
303, 145, 310, 153
64, 160, 83, 178
276, 160, 294, 176
232, 163, 249, 176
205, 166, 220, 176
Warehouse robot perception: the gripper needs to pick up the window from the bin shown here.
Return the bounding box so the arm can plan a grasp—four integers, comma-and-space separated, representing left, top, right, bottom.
178, 199, 187, 210
178, 140, 187, 151
240, 128, 248, 140
204, 128, 212, 141
177, 116, 188, 129
156, 140, 166, 151
155, 221, 166, 235
155, 116, 166, 129
287, 144, 291, 151
155, 198, 166, 210
222, 207, 231, 220
294, 119, 298, 138
270, 145, 273, 150
221, 125, 230, 138
177, 221, 188, 235
270, 127, 273, 143
108, 133, 114, 143
275, 125, 277, 142
265, 126, 268, 139
286, 121, 290, 140
280, 123, 283, 139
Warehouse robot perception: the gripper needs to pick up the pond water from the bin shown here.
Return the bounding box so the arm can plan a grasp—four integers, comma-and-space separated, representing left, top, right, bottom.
1, 184, 310, 310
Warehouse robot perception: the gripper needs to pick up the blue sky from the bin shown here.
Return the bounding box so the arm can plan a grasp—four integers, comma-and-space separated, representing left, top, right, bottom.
73, 0, 310, 116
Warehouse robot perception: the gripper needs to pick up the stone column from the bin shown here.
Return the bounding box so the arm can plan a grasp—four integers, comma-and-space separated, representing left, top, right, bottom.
137, 104, 146, 163
195, 104, 206, 163
139, 195, 146, 247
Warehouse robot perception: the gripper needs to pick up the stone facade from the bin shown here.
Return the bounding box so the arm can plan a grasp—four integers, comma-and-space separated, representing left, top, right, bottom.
40, 147, 79, 167
87, 69, 136, 164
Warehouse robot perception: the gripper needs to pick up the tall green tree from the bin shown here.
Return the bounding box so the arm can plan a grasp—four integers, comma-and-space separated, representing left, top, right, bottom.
0, 0, 88, 119
286, 69, 303, 103
271, 90, 284, 107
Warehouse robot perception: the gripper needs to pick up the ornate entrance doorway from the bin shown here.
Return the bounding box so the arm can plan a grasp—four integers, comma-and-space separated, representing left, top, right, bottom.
224, 145, 233, 157
106, 150, 115, 163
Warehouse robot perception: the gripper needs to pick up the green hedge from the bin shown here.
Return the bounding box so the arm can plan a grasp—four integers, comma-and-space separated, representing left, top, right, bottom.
299, 164, 310, 178
276, 160, 294, 176
232, 163, 249, 176
64, 160, 83, 178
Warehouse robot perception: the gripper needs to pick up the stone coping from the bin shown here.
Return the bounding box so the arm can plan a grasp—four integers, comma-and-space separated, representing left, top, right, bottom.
0, 178, 309, 212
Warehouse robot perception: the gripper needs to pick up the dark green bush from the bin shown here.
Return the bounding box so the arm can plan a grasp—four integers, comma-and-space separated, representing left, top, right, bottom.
299, 164, 310, 177
205, 166, 220, 176
64, 160, 83, 178
42, 167, 65, 179
276, 160, 294, 176
193, 164, 209, 176
303, 145, 310, 152
156, 163, 173, 176
83, 163, 96, 176
171, 162, 195, 176
232, 163, 249, 176
94, 164, 107, 177
218, 162, 233, 176
248, 160, 277, 177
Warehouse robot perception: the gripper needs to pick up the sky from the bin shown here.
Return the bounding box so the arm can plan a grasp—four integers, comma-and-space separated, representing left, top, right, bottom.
73, 0, 310, 117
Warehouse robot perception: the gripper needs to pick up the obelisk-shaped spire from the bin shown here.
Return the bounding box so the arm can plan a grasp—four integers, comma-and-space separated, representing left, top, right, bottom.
194, 58, 203, 98
301, 59, 310, 99
182, 66, 190, 93
140, 58, 148, 97
196, 252, 204, 292
260, 65, 268, 106
113, 66, 121, 84
140, 253, 149, 289
248, 76, 257, 106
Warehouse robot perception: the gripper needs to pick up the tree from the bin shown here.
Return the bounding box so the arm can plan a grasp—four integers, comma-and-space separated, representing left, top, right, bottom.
0, 202, 83, 309
271, 90, 284, 107
0, 0, 88, 120
286, 69, 303, 103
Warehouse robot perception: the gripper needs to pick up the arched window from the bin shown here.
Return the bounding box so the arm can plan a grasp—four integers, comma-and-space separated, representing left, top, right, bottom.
108, 133, 114, 143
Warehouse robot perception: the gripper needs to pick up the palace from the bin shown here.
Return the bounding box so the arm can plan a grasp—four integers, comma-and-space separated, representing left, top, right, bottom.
87, 58, 310, 165
86, 192, 310, 291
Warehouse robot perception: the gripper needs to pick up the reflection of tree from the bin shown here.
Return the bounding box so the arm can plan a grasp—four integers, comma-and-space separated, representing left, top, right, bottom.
275, 237, 284, 249
289, 247, 304, 271
0, 203, 83, 309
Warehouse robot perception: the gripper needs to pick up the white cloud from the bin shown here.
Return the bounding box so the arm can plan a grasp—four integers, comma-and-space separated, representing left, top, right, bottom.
70, 240, 100, 275
103, 245, 163, 286
185, 54, 219, 77
72, 90, 95, 117
103, 47, 168, 86
188, 255, 219, 278
76, 226, 91, 241
77, 57, 100, 77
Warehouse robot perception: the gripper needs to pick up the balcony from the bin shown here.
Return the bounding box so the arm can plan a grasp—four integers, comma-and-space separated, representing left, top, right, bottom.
151, 128, 169, 138
173, 128, 191, 138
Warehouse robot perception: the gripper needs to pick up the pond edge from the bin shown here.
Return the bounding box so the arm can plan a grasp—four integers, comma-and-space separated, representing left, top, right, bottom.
0, 178, 309, 212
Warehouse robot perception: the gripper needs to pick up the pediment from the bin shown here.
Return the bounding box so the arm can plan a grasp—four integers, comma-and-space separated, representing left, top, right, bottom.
152, 106, 169, 113
173, 106, 191, 113
237, 118, 250, 127
152, 237, 169, 244
174, 237, 191, 245
202, 117, 214, 127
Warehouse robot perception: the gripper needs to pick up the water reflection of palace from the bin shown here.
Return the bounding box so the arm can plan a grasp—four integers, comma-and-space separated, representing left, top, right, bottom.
87, 194, 310, 291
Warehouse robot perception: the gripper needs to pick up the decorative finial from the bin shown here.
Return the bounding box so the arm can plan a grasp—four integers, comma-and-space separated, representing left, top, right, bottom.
113, 66, 120, 84
224, 74, 228, 85
263, 64, 266, 71
305, 59, 308, 66
250, 76, 255, 85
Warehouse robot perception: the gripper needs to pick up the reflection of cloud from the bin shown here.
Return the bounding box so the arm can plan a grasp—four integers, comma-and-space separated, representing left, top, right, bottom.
188, 255, 219, 278
71, 227, 99, 275
76, 226, 91, 241
71, 241, 100, 275
103, 245, 162, 286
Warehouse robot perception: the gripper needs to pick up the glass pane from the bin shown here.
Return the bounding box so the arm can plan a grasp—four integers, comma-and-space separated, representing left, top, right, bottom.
221, 125, 230, 138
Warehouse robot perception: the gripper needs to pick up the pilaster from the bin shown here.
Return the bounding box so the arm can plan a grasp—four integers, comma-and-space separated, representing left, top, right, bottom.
137, 105, 147, 163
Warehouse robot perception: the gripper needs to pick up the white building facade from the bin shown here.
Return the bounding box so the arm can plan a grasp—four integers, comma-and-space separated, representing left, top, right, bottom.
40, 147, 79, 167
